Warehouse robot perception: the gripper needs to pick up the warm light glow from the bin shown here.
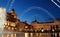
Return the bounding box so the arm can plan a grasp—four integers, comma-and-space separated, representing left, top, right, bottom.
30, 33, 33, 37
2, 34, 3, 37
6, 26, 8, 28
7, 34, 9, 37
8, 27, 10, 30
25, 26, 28, 28
41, 29, 44, 32
12, 27, 14, 30
11, 34, 13, 37
11, 23, 15, 27
25, 33, 29, 37
52, 29, 54, 32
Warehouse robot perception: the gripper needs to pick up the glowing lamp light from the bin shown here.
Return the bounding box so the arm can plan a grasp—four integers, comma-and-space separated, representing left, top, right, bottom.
41, 29, 44, 32
25, 26, 28, 28
52, 29, 54, 32
0, 7, 6, 31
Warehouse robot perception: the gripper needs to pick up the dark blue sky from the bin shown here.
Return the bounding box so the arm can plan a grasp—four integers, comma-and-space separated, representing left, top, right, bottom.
0, 0, 60, 24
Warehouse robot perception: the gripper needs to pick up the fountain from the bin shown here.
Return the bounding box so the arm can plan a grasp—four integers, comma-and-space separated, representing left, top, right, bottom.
0, 8, 6, 31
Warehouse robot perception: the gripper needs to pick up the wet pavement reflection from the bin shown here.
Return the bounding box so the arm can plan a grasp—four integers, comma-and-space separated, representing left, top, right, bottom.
0, 32, 60, 37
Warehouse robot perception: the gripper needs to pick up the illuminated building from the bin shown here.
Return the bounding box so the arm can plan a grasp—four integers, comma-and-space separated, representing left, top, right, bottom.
16, 20, 26, 31
31, 19, 60, 32
4, 9, 27, 31
4, 9, 18, 31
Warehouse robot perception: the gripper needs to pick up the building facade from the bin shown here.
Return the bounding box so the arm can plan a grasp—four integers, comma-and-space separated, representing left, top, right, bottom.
31, 20, 60, 32
4, 9, 24, 31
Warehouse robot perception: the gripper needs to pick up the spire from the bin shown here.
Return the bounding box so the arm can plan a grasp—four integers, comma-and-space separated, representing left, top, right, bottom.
34, 16, 37, 22
34, 19, 37, 22
32, 16, 37, 23
24, 20, 27, 24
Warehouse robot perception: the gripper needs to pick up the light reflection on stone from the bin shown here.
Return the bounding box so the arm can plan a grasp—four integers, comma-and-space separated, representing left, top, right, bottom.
30, 33, 33, 37
25, 33, 29, 37
0, 32, 60, 37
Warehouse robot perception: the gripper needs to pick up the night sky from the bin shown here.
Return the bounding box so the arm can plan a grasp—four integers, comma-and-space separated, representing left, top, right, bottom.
0, 0, 60, 24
